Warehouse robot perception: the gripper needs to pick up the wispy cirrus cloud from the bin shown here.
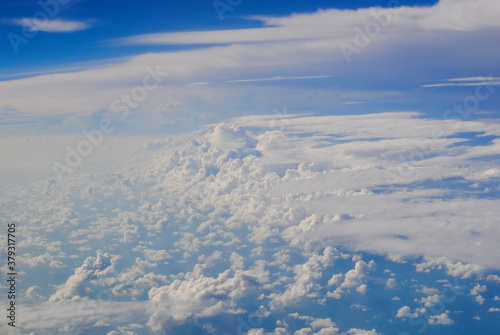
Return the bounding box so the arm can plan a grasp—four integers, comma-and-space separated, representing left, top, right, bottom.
11, 18, 91, 33
226, 75, 331, 83
422, 76, 500, 88
1, 0, 500, 128
115, 0, 500, 47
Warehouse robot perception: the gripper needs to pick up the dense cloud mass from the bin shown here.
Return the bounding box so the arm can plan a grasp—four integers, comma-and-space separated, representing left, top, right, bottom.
1, 112, 500, 334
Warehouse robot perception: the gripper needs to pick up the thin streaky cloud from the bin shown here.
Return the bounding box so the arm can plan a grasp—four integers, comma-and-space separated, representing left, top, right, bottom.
421, 76, 500, 88
342, 101, 365, 105
114, 0, 500, 47
226, 75, 331, 83
421, 81, 500, 88
114, 26, 324, 45
12, 18, 91, 33
448, 76, 500, 82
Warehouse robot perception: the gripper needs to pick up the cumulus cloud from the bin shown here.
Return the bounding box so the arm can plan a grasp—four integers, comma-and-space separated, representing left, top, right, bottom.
344, 329, 380, 335
326, 260, 375, 299
419, 294, 442, 308
470, 284, 487, 296
415, 257, 484, 278
328, 274, 343, 287
428, 312, 454, 325
341, 260, 376, 289
263, 313, 380, 335
475, 295, 485, 305
208, 123, 257, 152
355, 284, 367, 294
3, 111, 500, 333
10, 300, 149, 334
486, 275, 500, 283
396, 306, 417, 318
386, 278, 397, 289
49, 252, 118, 302
25, 285, 43, 301
147, 261, 269, 331
269, 247, 338, 309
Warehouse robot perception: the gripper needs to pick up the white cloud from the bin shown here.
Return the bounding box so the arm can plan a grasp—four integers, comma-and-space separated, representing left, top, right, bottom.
387, 254, 407, 264
2, 0, 499, 127
419, 294, 442, 308
119, 0, 500, 46
8, 300, 149, 334
4, 109, 500, 333
230, 252, 245, 271
326, 260, 374, 299
422, 76, 500, 88
269, 247, 338, 309
12, 18, 91, 33
279, 313, 379, 335
344, 329, 380, 335
49, 252, 118, 302
470, 284, 487, 296
428, 312, 454, 325
475, 295, 485, 305
396, 306, 417, 318
386, 278, 397, 289
487, 275, 500, 283
421, 287, 440, 295
356, 284, 367, 294
328, 274, 343, 287
251, 246, 264, 258
341, 260, 375, 289
415, 257, 484, 279
25, 286, 43, 301
147, 263, 269, 331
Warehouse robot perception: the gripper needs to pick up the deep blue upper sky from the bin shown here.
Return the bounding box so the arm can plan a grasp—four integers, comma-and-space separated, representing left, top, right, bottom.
0, 0, 438, 77
1, 0, 499, 133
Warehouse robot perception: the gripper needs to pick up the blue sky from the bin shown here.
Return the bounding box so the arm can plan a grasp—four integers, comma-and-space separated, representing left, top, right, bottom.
1, 0, 499, 135
1, 0, 437, 78
1, 1, 437, 62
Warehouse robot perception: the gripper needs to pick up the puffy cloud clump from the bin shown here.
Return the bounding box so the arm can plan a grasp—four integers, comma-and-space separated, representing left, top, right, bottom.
147, 262, 269, 331
49, 252, 118, 302
269, 247, 339, 309
327, 260, 376, 299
